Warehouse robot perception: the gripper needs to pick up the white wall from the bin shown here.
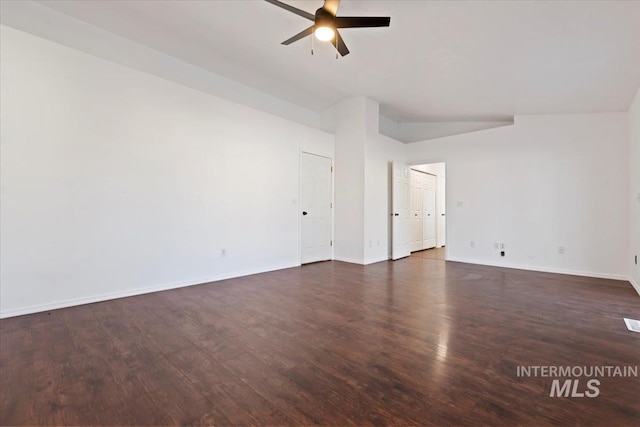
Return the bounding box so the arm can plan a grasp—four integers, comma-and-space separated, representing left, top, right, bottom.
328, 97, 406, 265
364, 106, 406, 264
331, 97, 366, 264
0, 1, 322, 130
2, 26, 635, 319
412, 163, 446, 248
406, 114, 630, 280
629, 88, 640, 293
0, 26, 334, 318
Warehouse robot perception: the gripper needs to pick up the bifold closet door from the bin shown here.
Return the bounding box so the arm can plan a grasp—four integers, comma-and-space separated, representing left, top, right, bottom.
423, 173, 437, 249
410, 170, 423, 252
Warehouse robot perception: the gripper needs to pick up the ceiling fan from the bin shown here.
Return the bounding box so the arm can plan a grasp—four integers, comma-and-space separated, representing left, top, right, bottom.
265, 0, 390, 56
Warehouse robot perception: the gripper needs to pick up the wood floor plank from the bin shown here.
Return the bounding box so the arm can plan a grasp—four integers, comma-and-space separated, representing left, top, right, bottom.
1, 256, 639, 426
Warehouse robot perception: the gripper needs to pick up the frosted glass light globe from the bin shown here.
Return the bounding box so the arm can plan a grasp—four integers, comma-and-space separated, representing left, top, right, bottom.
314, 26, 335, 41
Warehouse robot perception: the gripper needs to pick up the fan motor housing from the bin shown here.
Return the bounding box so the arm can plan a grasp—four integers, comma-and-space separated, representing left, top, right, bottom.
315, 8, 334, 27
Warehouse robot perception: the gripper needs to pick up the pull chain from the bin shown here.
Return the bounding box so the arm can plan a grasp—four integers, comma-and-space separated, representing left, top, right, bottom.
309, 28, 339, 59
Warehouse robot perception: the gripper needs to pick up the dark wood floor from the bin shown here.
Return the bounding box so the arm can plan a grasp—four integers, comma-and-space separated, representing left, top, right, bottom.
412, 247, 446, 260
1, 257, 639, 426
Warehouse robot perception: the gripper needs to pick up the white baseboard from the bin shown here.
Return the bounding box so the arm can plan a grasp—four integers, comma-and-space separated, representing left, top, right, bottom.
630, 276, 640, 296
445, 257, 629, 281
332, 256, 365, 265
333, 255, 392, 265
4, 258, 636, 319
364, 256, 390, 265
0, 263, 300, 319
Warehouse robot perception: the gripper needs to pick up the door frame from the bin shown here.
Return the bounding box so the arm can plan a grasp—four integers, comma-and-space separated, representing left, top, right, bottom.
409, 168, 437, 252
406, 162, 448, 261
299, 150, 334, 265
422, 171, 437, 250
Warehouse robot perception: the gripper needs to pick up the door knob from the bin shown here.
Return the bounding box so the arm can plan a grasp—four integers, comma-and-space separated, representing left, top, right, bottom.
441, 213, 445, 216
302, 211, 308, 216
394, 213, 399, 216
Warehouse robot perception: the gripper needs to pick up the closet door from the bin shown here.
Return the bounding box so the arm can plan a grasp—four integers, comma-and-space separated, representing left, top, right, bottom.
409, 170, 423, 252
423, 173, 437, 249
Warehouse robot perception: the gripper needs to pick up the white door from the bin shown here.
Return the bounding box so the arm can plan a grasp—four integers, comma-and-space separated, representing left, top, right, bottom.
392, 161, 411, 260
438, 175, 446, 247
423, 173, 437, 249
410, 170, 423, 252
301, 153, 332, 264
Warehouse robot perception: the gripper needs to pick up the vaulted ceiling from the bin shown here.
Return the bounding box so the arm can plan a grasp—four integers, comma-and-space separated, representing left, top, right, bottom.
15, 1, 640, 121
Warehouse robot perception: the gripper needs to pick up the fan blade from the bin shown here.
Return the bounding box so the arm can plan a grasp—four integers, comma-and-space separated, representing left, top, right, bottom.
264, 0, 314, 21
281, 26, 314, 45
323, 0, 340, 16
334, 16, 391, 28
331, 30, 350, 56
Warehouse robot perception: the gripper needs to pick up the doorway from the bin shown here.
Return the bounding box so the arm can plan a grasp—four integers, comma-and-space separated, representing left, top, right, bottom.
410, 169, 437, 252
301, 152, 333, 264
392, 162, 446, 260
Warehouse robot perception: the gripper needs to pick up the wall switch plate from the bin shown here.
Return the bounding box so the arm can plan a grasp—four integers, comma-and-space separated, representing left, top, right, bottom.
494, 243, 499, 250
221, 249, 227, 257
470, 241, 475, 248
558, 246, 565, 255
500, 243, 505, 250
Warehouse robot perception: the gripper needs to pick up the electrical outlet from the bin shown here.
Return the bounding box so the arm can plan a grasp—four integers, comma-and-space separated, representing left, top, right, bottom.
221, 248, 227, 257
470, 241, 475, 248
558, 246, 565, 255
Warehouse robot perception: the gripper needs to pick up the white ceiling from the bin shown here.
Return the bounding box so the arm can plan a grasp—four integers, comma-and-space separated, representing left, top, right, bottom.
28, 1, 640, 121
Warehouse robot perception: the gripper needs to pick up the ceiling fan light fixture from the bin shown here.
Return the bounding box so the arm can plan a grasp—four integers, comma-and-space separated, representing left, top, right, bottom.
314, 25, 335, 41
266, 0, 390, 56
